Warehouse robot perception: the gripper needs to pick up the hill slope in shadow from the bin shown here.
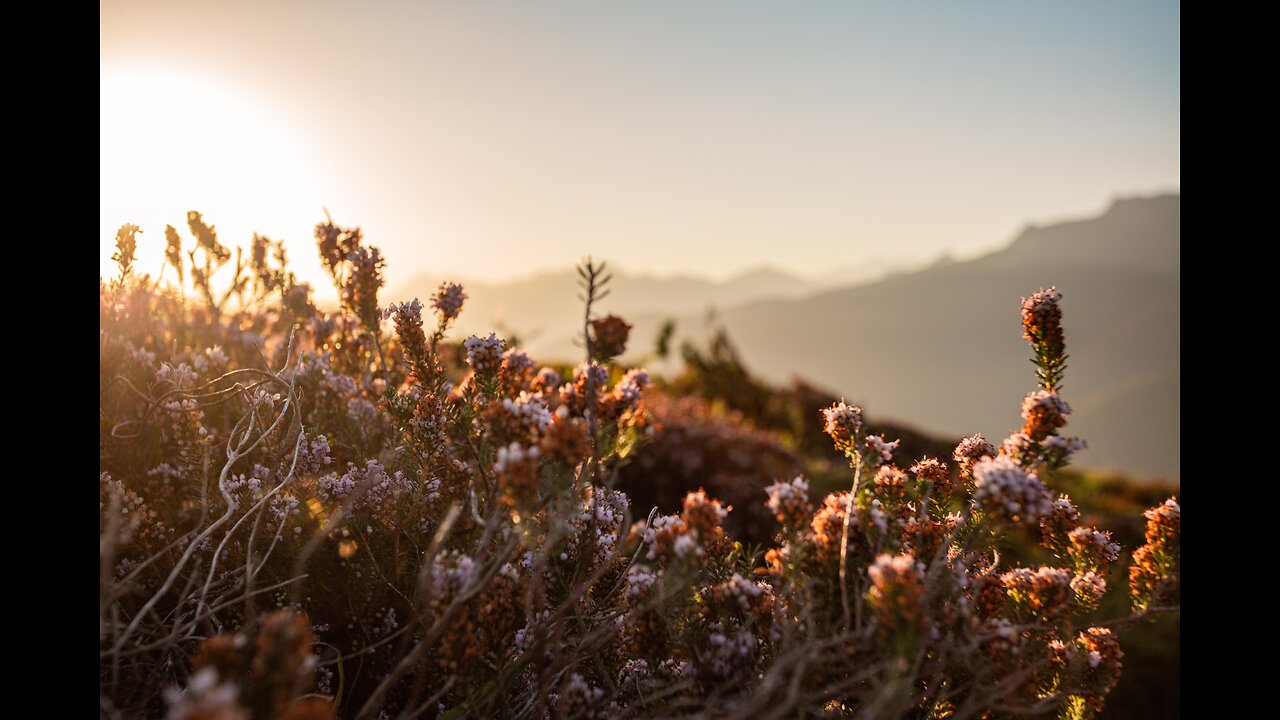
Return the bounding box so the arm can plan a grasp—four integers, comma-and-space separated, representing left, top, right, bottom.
703, 194, 1180, 480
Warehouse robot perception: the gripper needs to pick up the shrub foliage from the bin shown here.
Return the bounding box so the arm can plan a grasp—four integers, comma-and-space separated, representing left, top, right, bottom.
99, 215, 1180, 719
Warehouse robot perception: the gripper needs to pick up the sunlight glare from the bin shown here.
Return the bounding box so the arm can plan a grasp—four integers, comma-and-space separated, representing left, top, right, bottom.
100, 67, 333, 296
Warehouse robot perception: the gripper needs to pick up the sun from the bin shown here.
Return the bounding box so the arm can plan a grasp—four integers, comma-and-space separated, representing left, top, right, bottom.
100, 66, 333, 292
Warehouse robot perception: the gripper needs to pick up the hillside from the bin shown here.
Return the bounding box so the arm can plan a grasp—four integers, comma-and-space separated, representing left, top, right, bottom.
693, 194, 1180, 480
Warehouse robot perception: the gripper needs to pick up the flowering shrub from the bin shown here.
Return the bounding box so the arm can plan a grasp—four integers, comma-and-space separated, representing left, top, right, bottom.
100, 217, 1179, 720
615, 392, 803, 544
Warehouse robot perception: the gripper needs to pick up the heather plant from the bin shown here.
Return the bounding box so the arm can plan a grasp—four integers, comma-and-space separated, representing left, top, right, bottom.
100, 215, 1179, 720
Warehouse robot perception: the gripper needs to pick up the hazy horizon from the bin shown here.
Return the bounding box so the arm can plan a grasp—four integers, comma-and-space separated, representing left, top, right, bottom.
101, 0, 1179, 297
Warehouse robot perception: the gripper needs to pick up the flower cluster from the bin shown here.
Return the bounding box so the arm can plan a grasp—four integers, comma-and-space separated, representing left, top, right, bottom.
702, 573, 775, 622
1021, 389, 1072, 441
463, 332, 505, 375
972, 455, 1053, 525
1067, 526, 1121, 572
822, 400, 863, 453
1071, 570, 1107, 611
590, 314, 632, 360
764, 476, 814, 531
493, 442, 541, 507
342, 245, 384, 329
1130, 497, 1180, 611
386, 299, 427, 364
863, 434, 900, 466
1001, 566, 1074, 622
430, 281, 467, 322
1074, 627, 1124, 714
1039, 494, 1081, 554
909, 456, 952, 500
953, 433, 995, 478
866, 553, 925, 636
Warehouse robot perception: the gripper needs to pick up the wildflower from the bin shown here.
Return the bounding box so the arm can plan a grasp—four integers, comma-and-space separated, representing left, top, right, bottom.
513, 609, 553, 654
157, 362, 198, 389
341, 245, 384, 329
1021, 390, 1071, 441
494, 442, 542, 507
953, 434, 995, 478
590, 314, 632, 360
581, 487, 630, 558
866, 553, 925, 637
764, 476, 813, 531
1075, 627, 1123, 713
388, 299, 427, 365
1021, 286, 1064, 358
1071, 571, 1107, 611
618, 659, 651, 686
682, 489, 730, 536
902, 514, 946, 558
498, 391, 553, 440
250, 611, 318, 717
501, 348, 536, 390
112, 223, 140, 278
871, 465, 908, 502
625, 566, 659, 602
642, 513, 702, 561
190, 633, 248, 680
822, 401, 863, 452
463, 333, 505, 374
573, 361, 609, 397
704, 572, 775, 621
621, 569, 673, 660
972, 455, 1052, 525
1143, 498, 1181, 550
969, 573, 1007, 620
193, 345, 228, 374
1130, 497, 1180, 610
1067, 527, 1121, 572
164, 224, 185, 284
532, 366, 561, 393
1042, 435, 1087, 453
314, 220, 355, 278
611, 368, 651, 409
430, 281, 466, 322
427, 552, 477, 599
129, 344, 157, 367
699, 623, 759, 682
1039, 495, 1081, 554
1001, 566, 1073, 622
281, 282, 316, 319
999, 431, 1036, 465
863, 434, 900, 467
909, 457, 952, 500
325, 373, 357, 397
295, 435, 333, 477
346, 397, 379, 426
811, 492, 872, 565
540, 410, 590, 465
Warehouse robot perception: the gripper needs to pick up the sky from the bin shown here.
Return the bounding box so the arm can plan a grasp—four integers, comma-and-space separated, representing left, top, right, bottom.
100, 0, 1179, 300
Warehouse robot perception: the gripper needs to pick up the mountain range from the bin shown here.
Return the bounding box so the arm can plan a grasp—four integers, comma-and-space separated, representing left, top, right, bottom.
386, 257, 924, 344
387, 194, 1180, 481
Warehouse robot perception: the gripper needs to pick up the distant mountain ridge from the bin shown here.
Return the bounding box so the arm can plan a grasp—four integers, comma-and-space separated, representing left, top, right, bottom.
389, 194, 1180, 481
385, 259, 916, 344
